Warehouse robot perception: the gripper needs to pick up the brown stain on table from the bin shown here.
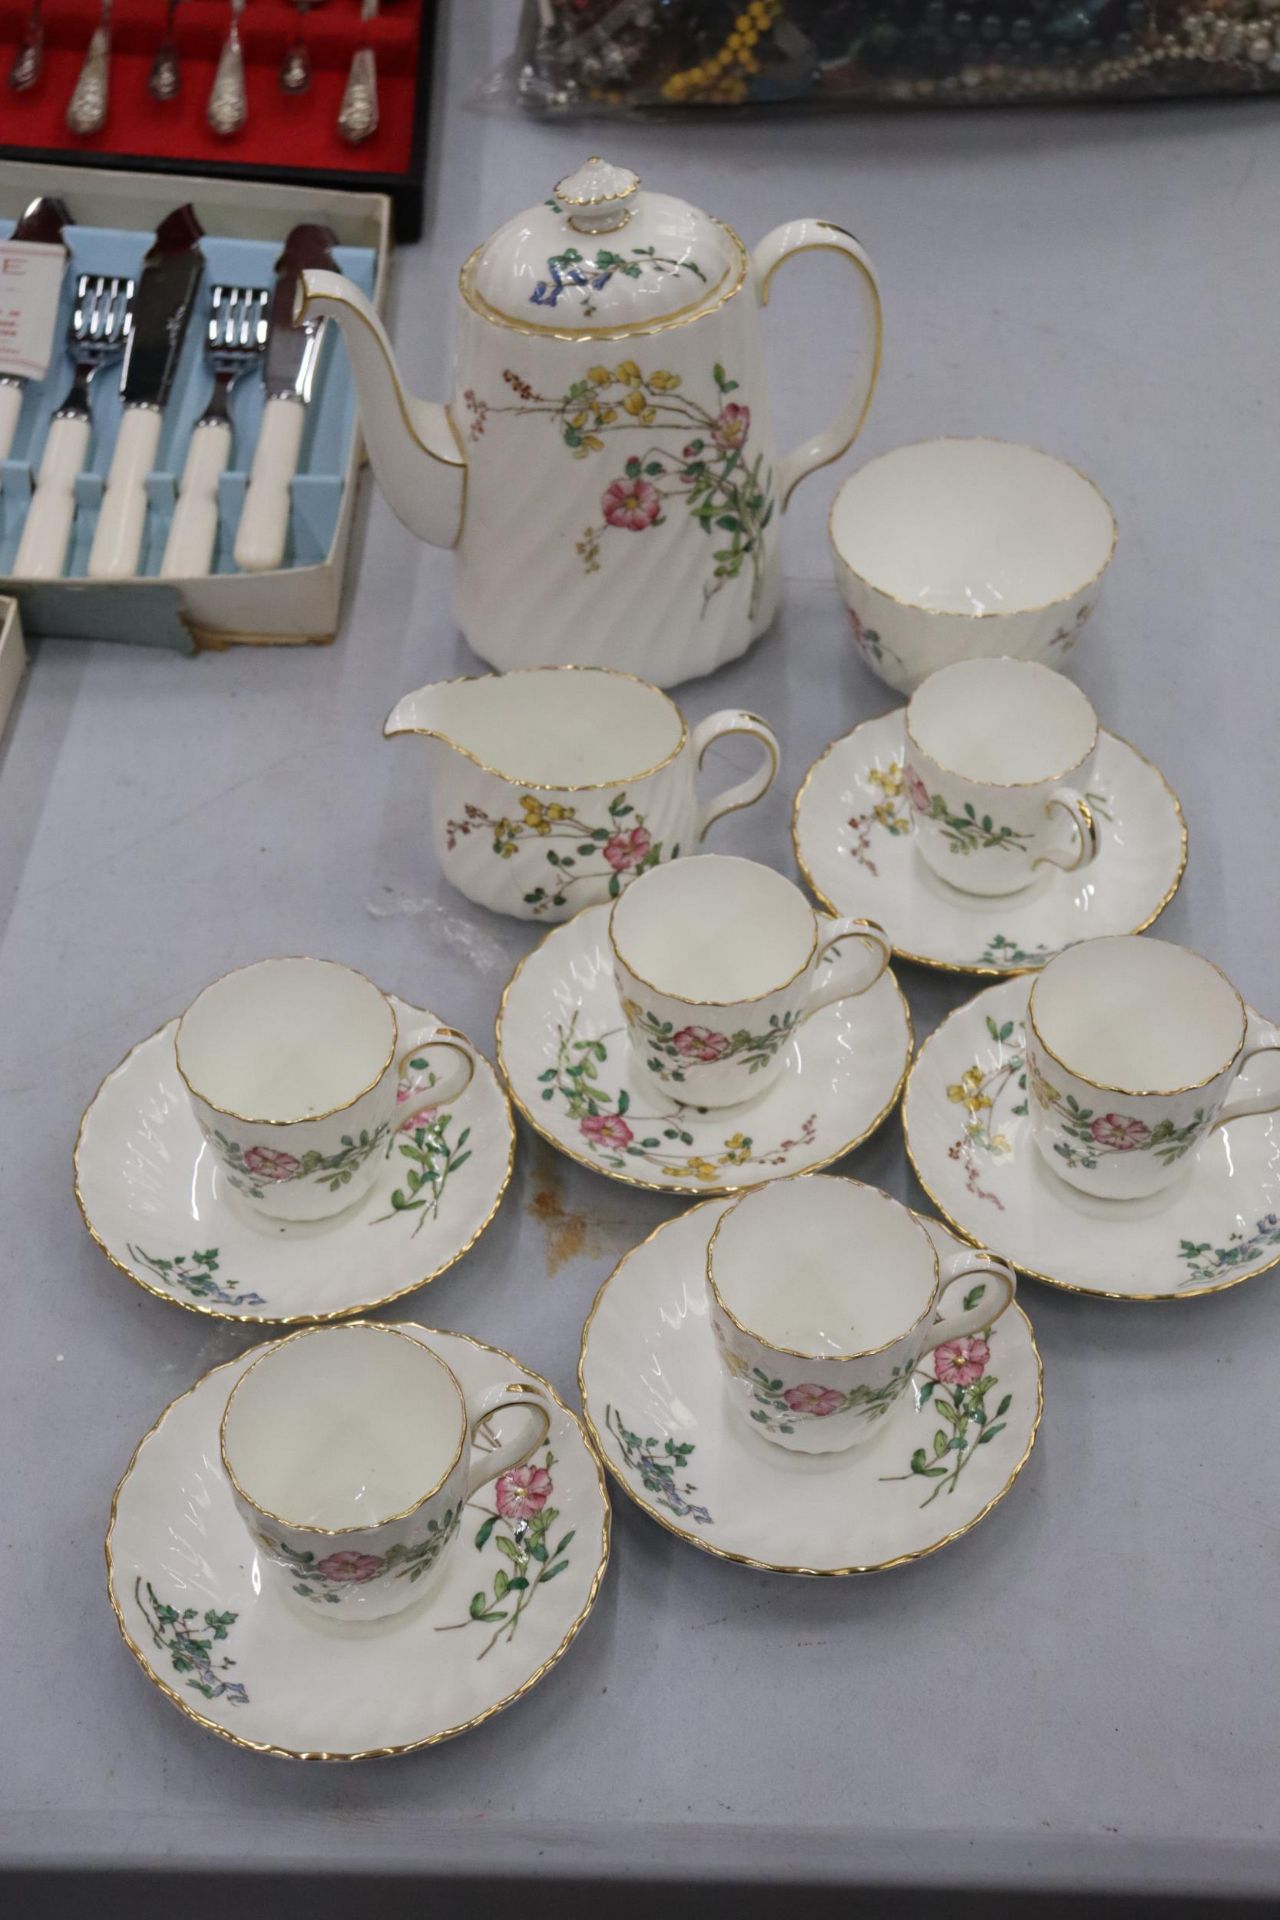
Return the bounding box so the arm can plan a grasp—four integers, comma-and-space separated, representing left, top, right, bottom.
526, 1138, 635, 1276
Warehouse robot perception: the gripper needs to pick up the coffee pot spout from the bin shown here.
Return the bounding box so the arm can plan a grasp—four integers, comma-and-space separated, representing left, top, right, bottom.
297, 268, 466, 549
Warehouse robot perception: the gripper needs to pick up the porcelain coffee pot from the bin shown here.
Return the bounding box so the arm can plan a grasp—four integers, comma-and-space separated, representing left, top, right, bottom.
299, 156, 882, 687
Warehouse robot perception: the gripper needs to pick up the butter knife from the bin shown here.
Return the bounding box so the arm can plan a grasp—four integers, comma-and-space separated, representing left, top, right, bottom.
88, 203, 204, 580
233, 223, 336, 573
0, 195, 70, 462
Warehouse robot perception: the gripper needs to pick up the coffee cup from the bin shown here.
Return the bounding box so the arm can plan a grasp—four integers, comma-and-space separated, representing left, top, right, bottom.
609, 855, 889, 1109
220, 1322, 551, 1620
175, 957, 474, 1222
1026, 935, 1280, 1199
706, 1175, 1016, 1453
904, 656, 1100, 897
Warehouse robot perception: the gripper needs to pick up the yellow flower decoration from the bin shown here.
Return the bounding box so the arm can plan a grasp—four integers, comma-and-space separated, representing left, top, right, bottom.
721, 1348, 751, 1379
595, 406, 617, 425
687, 1158, 722, 1183
721, 1132, 751, 1165
620, 998, 643, 1024
615, 360, 642, 387
587, 365, 612, 386
649, 370, 682, 391
622, 390, 650, 418
568, 410, 588, 429
868, 761, 904, 798
547, 803, 570, 821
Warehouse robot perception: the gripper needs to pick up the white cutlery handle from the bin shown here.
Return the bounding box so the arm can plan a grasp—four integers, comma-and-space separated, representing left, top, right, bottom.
160, 420, 232, 579
234, 395, 304, 572
12, 413, 91, 579
0, 384, 21, 464
89, 405, 163, 580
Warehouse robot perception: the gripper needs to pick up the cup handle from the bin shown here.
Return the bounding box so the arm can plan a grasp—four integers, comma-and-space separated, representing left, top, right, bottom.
397, 1023, 476, 1108
691, 710, 780, 842
924, 1249, 1018, 1350
1032, 787, 1099, 875
802, 915, 891, 1021
1213, 1013, 1280, 1132
753, 219, 883, 509
466, 1381, 553, 1499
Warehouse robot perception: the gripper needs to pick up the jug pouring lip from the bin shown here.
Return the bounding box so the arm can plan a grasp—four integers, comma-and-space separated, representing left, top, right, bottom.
383, 665, 690, 794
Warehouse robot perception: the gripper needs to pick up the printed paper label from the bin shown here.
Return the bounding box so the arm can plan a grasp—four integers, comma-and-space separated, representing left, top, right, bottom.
0, 242, 66, 381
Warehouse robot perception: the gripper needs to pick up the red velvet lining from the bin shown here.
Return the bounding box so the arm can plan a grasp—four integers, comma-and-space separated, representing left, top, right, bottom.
0, 0, 420, 174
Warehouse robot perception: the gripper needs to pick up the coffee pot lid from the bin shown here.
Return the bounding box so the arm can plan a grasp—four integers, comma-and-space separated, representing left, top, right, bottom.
462, 157, 744, 335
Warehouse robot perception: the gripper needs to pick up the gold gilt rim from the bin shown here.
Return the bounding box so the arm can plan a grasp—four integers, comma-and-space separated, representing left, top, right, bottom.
1026, 938, 1247, 1097
904, 660, 1100, 792
174, 957, 398, 1128
706, 1174, 942, 1362
219, 1323, 469, 1535
578, 1198, 1043, 1575
608, 857, 821, 1010
105, 1329, 611, 1761
72, 1009, 517, 1327
458, 219, 748, 342
828, 436, 1118, 619
385, 665, 688, 793
791, 715, 1189, 978
495, 903, 913, 1198
901, 985, 1280, 1303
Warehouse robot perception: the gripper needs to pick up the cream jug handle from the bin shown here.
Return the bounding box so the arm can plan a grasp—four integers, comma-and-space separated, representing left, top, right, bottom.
753, 220, 882, 510
692, 710, 780, 841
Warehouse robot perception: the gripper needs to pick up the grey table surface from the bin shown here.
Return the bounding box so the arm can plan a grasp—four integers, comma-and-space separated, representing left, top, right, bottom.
2, 0, 1278, 1901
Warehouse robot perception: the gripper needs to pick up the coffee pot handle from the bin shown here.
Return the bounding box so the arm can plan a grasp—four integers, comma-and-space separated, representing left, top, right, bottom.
692, 710, 780, 841
753, 220, 883, 510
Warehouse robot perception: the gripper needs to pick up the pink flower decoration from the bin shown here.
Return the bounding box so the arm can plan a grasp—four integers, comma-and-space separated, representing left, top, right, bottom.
602, 476, 662, 531
782, 1383, 845, 1417
713, 402, 751, 449
603, 825, 652, 874
673, 1025, 732, 1062
581, 1112, 633, 1150
242, 1145, 301, 1183
315, 1550, 385, 1583
1089, 1113, 1151, 1151
906, 767, 932, 814
396, 1082, 439, 1133
495, 1465, 553, 1520
934, 1336, 991, 1386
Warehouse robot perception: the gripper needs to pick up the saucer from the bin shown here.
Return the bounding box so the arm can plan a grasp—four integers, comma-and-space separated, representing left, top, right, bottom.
793, 713, 1186, 975
579, 1200, 1041, 1573
496, 903, 912, 1195
904, 977, 1280, 1300
107, 1324, 610, 1759
75, 997, 515, 1324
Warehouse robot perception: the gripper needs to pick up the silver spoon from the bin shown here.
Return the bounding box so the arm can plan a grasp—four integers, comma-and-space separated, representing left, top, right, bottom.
7, 0, 43, 91
279, 0, 327, 94
148, 0, 182, 100
207, 0, 247, 136
66, 0, 112, 135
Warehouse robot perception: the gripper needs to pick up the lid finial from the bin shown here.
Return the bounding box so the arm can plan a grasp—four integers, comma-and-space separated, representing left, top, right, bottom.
553, 156, 640, 233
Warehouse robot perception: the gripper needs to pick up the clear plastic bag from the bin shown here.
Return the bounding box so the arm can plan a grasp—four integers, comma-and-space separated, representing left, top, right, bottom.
484, 0, 1280, 116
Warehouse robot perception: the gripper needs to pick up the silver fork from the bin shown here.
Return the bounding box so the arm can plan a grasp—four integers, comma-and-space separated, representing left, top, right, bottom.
160, 284, 267, 578
13, 273, 133, 579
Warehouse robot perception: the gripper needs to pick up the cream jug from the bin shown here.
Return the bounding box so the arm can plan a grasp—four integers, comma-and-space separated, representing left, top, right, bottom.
384, 666, 779, 921
301, 156, 882, 686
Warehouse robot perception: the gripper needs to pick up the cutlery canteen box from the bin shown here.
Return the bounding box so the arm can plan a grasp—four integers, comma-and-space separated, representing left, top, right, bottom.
0, 0, 437, 241
0, 158, 391, 651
